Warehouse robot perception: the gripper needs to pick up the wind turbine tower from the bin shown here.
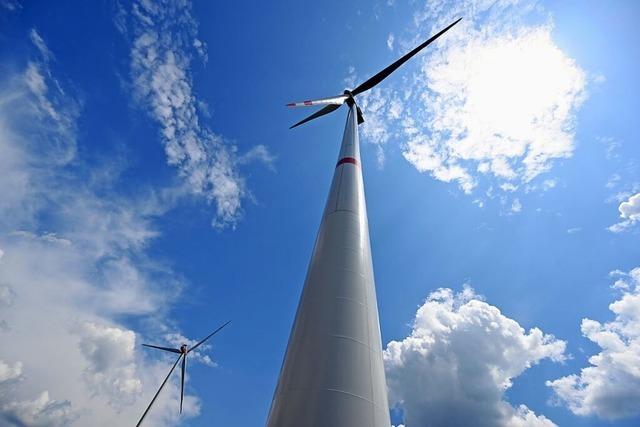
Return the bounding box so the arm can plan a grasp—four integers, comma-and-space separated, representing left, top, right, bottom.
267, 19, 461, 427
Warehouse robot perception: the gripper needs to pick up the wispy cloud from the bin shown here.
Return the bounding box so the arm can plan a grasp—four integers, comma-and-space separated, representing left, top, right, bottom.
0, 0, 21, 12
385, 286, 565, 427
547, 268, 640, 420
238, 144, 277, 171
605, 173, 621, 189
122, 0, 273, 229
0, 25, 205, 427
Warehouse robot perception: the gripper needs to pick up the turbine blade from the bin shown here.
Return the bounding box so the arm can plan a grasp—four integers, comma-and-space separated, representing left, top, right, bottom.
188, 320, 231, 354
180, 355, 186, 414
352, 17, 461, 96
289, 104, 342, 129
142, 344, 181, 354
136, 354, 183, 427
286, 94, 347, 108
356, 106, 365, 125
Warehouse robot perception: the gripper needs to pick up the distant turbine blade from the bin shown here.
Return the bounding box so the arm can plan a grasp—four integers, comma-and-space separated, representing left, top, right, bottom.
289, 104, 342, 129
142, 344, 181, 354
351, 17, 462, 96
136, 354, 183, 427
188, 320, 231, 354
180, 355, 186, 414
286, 94, 347, 108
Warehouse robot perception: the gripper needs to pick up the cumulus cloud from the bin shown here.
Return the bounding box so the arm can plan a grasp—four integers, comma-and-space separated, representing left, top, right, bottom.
356, 0, 586, 198
608, 192, 640, 233
76, 322, 142, 407
547, 267, 640, 420
122, 0, 273, 229
0, 392, 74, 427
0, 360, 22, 383
0, 24, 207, 427
384, 287, 566, 427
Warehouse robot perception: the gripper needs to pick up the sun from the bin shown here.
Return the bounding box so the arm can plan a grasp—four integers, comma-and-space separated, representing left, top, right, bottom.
405, 25, 587, 190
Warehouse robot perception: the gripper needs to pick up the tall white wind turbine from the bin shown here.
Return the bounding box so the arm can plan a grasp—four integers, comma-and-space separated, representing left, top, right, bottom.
267, 18, 461, 427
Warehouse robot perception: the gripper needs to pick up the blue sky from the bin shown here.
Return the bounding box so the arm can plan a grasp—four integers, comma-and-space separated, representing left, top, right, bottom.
0, 0, 639, 426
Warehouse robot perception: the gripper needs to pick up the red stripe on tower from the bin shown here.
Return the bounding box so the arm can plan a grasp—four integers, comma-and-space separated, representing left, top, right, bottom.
336, 157, 359, 168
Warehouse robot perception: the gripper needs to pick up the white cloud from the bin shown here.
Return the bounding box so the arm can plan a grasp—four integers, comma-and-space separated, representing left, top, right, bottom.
29, 29, 52, 62
124, 0, 273, 229
357, 0, 586, 198
358, 87, 399, 167
384, 287, 566, 427
525, 178, 557, 193
0, 360, 22, 383
511, 198, 522, 213
0, 0, 21, 11
602, 136, 621, 160
76, 322, 142, 407
608, 192, 640, 233
192, 38, 208, 63
592, 73, 606, 85
404, 24, 585, 191
387, 33, 395, 51
0, 25, 203, 427
238, 144, 277, 171
606, 173, 621, 189
547, 267, 640, 420
0, 391, 75, 427
618, 193, 640, 219
0, 284, 15, 307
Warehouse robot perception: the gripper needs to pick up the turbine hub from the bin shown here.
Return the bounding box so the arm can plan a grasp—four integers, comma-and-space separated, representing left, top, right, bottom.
343, 90, 356, 107
180, 344, 188, 353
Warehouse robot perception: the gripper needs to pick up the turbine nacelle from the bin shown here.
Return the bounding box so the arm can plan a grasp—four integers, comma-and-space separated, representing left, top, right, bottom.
286, 17, 462, 129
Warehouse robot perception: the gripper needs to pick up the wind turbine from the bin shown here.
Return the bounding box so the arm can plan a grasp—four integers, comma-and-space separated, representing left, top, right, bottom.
136, 320, 230, 427
267, 18, 461, 427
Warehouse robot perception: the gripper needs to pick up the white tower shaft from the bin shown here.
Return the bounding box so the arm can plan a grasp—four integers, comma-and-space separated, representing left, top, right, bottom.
267, 104, 391, 427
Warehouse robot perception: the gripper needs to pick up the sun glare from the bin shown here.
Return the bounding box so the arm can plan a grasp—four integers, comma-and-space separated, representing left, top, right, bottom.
407, 26, 587, 189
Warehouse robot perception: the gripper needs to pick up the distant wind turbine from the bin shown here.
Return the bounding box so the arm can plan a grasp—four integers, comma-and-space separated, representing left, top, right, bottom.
136, 320, 231, 427
267, 18, 461, 427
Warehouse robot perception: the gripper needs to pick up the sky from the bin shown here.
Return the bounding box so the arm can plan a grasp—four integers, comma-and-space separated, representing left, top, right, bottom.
0, 0, 639, 426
